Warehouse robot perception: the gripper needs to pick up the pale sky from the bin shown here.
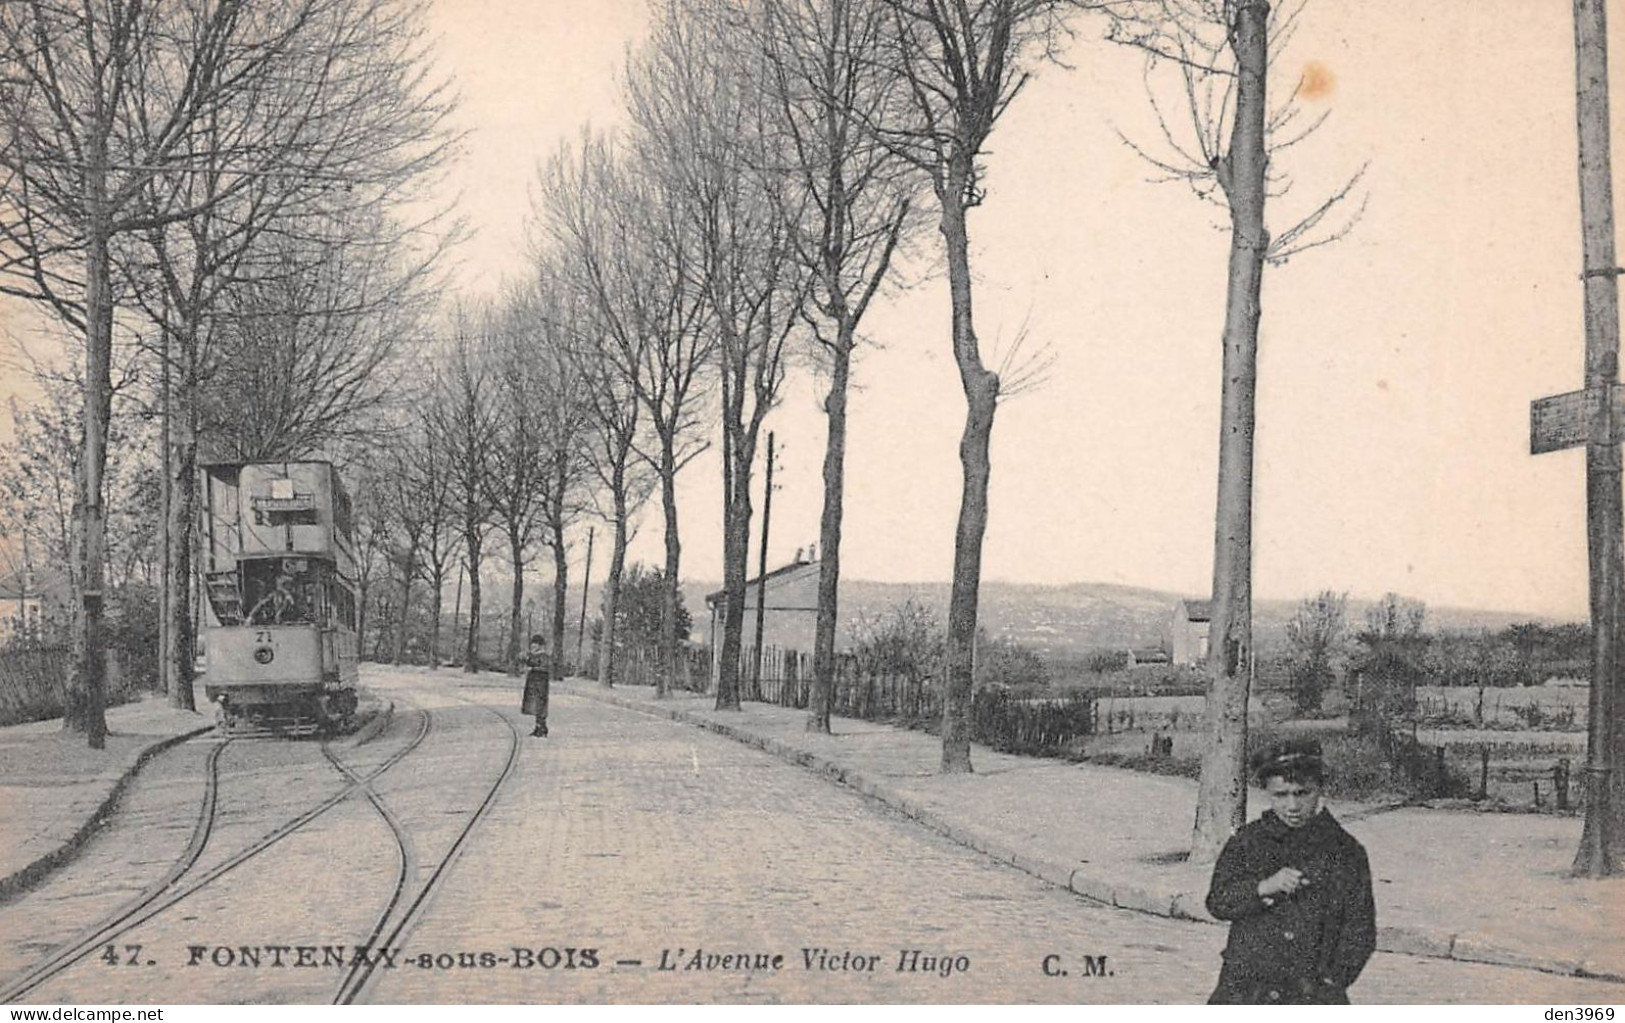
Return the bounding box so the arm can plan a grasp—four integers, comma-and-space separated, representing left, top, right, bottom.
3, 2, 1616, 621
420, 0, 1620, 621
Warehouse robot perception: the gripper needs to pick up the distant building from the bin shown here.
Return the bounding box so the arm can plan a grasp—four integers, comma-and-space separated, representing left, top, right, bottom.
704, 548, 832, 686
0, 567, 53, 642
1170, 598, 1212, 666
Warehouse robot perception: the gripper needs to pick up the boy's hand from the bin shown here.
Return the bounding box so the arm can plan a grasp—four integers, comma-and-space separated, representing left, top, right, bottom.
1258, 867, 1310, 898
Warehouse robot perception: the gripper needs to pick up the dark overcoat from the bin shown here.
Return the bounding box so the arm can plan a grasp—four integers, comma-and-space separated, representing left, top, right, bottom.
520, 651, 551, 718
1206, 809, 1377, 1005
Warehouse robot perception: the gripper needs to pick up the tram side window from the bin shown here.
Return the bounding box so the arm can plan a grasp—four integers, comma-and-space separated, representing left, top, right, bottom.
331, 482, 354, 543
244, 558, 316, 625
327, 580, 357, 631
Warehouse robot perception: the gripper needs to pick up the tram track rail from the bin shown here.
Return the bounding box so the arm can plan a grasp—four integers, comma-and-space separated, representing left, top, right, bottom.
332, 695, 521, 1004
0, 705, 434, 1003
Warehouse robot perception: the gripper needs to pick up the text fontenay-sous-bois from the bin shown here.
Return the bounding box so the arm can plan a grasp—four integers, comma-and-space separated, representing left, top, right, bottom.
102, 943, 1112, 979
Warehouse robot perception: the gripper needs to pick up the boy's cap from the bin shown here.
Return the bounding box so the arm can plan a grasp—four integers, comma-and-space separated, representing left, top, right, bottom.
1250, 737, 1324, 780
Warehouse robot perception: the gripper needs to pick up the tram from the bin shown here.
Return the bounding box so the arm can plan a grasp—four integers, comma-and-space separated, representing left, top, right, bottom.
198, 460, 359, 734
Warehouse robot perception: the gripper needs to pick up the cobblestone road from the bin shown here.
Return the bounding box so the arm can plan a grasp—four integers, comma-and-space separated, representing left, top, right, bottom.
377, 678, 1623, 1004
3, 670, 1621, 1005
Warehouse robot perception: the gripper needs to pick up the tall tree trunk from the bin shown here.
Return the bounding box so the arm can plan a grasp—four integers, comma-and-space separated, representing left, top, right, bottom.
159, 335, 172, 702
429, 569, 445, 669
598, 476, 629, 688
463, 532, 483, 672
358, 575, 371, 658
165, 346, 199, 711
551, 516, 569, 682
1190, 0, 1270, 864
938, 161, 998, 775
68, 200, 113, 749
507, 540, 524, 675
393, 562, 414, 665
809, 337, 853, 734
716, 426, 754, 711
658, 437, 680, 699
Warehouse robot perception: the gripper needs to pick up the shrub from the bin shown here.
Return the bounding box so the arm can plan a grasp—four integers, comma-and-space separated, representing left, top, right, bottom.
1249, 723, 1471, 803
975, 633, 1049, 688
970, 686, 1094, 756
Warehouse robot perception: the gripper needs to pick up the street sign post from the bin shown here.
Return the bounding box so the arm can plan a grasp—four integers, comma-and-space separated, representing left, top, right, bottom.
1546, 0, 1624, 878
1530, 382, 1625, 454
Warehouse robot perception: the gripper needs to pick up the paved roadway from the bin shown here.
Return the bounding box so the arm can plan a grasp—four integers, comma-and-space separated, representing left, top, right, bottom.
1, 669, 1619, 1004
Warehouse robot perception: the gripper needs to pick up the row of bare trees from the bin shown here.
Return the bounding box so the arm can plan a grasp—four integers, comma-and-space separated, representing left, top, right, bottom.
0, 0, 1363, 864
510, 0, 1364, 864
0, 0, 457, 744
349, 297, 595, 682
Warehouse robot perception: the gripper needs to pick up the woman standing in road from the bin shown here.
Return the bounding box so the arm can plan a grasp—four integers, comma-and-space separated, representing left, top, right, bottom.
521, 634, 551, 738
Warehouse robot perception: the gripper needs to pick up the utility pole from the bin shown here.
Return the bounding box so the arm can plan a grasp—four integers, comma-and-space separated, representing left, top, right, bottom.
1534, 0, 1623, 878
576, 525, 594, 674
751, 432, 775, 701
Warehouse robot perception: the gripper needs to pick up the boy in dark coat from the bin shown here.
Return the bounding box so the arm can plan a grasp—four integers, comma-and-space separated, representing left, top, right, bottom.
520, 634, 551, 738
1206, 738, 1377, 1004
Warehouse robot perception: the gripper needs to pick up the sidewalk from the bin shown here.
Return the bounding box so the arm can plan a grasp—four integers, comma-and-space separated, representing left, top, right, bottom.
0, 696, 214, 901
557, 679, 1625, 984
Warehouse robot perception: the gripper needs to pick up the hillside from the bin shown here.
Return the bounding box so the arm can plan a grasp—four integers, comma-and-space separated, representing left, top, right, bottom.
677, 577, 1557, 661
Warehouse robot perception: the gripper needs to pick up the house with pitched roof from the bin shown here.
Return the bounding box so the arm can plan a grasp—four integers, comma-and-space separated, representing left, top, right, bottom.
703, 547, 831, 686
1171, 598, 1212, 666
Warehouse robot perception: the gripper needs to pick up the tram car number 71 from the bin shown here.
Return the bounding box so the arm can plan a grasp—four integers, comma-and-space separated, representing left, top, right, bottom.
198, 461, 360, 736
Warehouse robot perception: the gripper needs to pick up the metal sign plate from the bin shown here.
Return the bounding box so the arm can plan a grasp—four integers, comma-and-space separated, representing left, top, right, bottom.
1531, 384, 1625, 454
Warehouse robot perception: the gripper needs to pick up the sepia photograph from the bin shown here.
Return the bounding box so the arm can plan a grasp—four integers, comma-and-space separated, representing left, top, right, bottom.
0, 0, 1623, 1009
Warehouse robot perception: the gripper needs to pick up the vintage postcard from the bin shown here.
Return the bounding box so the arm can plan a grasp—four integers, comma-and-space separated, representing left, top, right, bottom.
0, 0, 1622, 1011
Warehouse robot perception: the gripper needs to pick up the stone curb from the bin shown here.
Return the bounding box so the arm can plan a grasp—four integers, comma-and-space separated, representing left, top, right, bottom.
345, 696, 395, 748
0, 722, 215, 906
561, 683, 1621, 986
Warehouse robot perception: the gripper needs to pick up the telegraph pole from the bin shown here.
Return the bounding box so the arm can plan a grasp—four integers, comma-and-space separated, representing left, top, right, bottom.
1535, 0, 1623, 877
750, 432, 775, 701
576, 526, 594, 674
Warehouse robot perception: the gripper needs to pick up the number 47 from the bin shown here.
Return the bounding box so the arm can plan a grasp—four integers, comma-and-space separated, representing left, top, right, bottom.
101, 944, 143, 966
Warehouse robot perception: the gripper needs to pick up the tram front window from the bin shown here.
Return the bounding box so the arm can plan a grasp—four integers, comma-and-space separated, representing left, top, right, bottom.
244, 558, 316, 625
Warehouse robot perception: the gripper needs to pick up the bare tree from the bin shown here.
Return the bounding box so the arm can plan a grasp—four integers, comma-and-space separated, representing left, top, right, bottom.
548, 130, 713, 697
869, 0, 1082, 771
0, 1, 308, 745
196, 221, 436, 462
415, 429, 461, 670
347, 463, 393, 657
748, 0, 923, 732
0, 379, 155, 611
128, 0, 456, 709
509, 280, 595, 681
487, 296, 556, 674
0, 0, 456, 741
387, 408, 460, 667
629, 1, 806, 710
380, 446, 428, 666
569, 288, 654, 688
537, 147, 655, 689
432, 310, 501, 673
1284, 589, 1347, 715
1105, 0, 1366, 858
